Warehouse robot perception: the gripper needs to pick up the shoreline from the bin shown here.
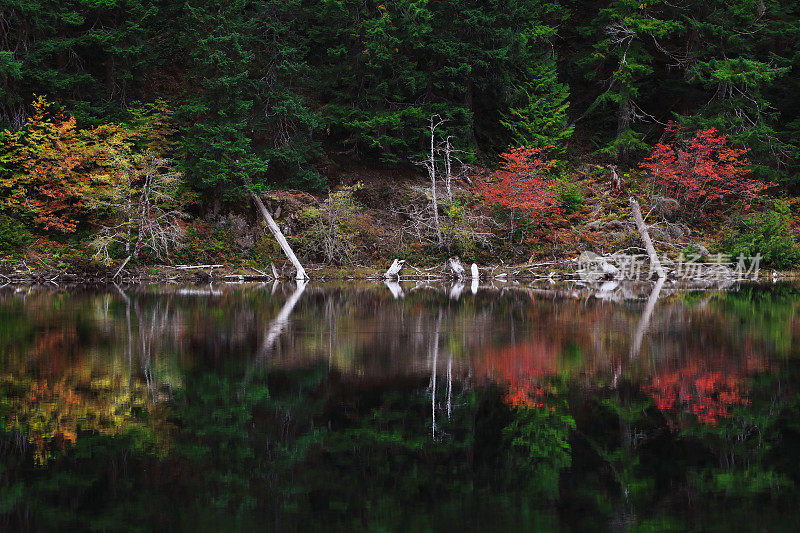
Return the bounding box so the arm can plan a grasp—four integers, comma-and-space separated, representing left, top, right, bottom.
1, 259, 796, 287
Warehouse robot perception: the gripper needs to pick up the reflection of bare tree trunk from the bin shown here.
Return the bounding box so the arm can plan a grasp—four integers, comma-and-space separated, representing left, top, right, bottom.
630, 277, 665, 359
114, 284, 133, 385
431, 311, 442, 439
132, 297, 171, 402
447, 354, 452, 420
254, 280, 308, 365
385, 279, 405, 299
449, 281, 465, 300
326, 296, 335, 370
243, 281, 309, 388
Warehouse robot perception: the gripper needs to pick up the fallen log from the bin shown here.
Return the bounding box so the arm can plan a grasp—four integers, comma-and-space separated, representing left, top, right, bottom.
174, 264, 224, 270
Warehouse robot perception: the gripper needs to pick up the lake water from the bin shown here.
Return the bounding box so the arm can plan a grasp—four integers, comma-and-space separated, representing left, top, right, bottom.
1, 280, 799, 531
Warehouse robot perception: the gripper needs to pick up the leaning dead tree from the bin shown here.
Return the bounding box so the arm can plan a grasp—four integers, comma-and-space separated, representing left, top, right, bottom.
629, 197, 666, 279
250, 192, 308, 280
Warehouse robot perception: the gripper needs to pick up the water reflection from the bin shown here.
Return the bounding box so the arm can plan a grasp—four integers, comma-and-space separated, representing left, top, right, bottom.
1, 281, 800, 530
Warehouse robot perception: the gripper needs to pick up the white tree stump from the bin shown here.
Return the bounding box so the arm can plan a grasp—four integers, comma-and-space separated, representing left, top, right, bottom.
449, 256, 466, 279
383, 259, 405, 279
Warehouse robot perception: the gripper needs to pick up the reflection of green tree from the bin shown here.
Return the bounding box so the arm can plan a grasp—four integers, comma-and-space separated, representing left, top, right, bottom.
172, 371, 271, 524
681, 371, 796, 496
707, 284, 800, 357
3, 286, 800, 530
503, 393, 575, 499
0, 405, 170, 530
269, 375, 563, 531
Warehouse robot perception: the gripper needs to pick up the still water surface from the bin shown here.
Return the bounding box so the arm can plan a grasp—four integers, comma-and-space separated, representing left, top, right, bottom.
1, 281, 800, 531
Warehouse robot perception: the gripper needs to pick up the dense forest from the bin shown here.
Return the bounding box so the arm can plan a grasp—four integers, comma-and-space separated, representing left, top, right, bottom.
2, 0, 800, 270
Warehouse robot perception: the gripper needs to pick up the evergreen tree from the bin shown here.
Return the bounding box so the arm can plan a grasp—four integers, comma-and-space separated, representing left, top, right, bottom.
177, 0, 265, 208
501, 63, 573, 150
679, 0, 795, 182
577, 0, 682, 161
0, 0, 158, 127
252, 0, 324, 190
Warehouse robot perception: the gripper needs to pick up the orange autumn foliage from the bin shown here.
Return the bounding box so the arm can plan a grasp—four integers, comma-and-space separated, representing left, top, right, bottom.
477, 146, 562, 216
0, 96, 98, 232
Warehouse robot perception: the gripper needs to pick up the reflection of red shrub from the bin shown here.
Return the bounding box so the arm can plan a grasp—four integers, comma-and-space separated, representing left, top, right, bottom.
506, 383, 548, 408
476, 339, 560, 407
645, 366, 750, 425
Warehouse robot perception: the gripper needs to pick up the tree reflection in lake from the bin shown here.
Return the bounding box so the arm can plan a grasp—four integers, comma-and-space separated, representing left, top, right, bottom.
1, 281, 800, 530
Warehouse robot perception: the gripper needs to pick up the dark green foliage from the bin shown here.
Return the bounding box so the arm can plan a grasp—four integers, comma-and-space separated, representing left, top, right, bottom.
5, 0, 800, 202
0, 0, 159, 127
504, 403, 576, 498
721, 202, 800, 269
677, 1, 796, 183
0, 216, 32, 252
576, 0, 682, 161
300, 0, 572, 164
176, 0, 264, 201
502, 63, 574, 151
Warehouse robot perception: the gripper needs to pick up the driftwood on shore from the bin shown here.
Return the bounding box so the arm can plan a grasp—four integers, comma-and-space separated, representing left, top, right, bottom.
383, 259, 405, 279
0, 244, 769, 288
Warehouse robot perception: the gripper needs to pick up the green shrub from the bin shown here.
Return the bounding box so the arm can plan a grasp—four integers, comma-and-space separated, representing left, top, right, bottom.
248, 236, 281, 265
295, 183, 365, 265
721, 202, 800, 269
0, 217, 32, 253
557, 179, 583, 214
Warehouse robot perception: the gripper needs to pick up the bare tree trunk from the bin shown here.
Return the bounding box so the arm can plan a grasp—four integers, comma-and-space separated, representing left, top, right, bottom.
630, 198, 665, 279
444, 136, 453, 201
617, 97, 633, 163
609, 164, 621, 191
251, 192, 308, 280
426, 116, 443, 244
